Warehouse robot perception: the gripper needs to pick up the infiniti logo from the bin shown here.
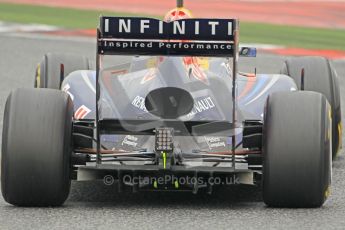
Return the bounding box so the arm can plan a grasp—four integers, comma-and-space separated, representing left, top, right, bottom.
102, 17, 235, 41
104, 18, 233, 36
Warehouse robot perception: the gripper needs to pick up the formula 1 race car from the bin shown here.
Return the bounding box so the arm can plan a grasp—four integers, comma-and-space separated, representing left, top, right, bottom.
1, 2, 341, 208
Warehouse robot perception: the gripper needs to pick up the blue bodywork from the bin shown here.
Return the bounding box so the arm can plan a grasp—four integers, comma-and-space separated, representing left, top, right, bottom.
62, 56, 297, 152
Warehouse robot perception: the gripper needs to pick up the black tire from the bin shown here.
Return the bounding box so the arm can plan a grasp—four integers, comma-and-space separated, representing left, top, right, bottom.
35, 53, 90, 89
1, 88, 73, 206
263, 91, 332, 208
281, 57, 342, 159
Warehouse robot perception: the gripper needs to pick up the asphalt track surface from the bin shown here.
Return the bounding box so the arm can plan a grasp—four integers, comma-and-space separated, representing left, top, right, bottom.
0, 33, 345, 230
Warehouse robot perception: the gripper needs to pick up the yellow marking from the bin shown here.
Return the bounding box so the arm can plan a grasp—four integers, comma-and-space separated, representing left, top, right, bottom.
162, 152, 167, 169
328, 108, 332, 141
36, 63, 41, 88
337, 122, 343, 155
146, 58, 157, 68
153, 180, 158, 189
174, 180, 179, 189
325, 186, 331, 199
197, 57, 209, 70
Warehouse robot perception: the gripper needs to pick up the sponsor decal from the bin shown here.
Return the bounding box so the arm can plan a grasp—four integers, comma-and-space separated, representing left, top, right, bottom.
122, 135, 139, 147
204, 136, 226, 149
75, 105, 91, 120
99, 18, 235, 56
102, 18, 234, 40
102, 40, 232, 51
187, 96, 216, 117
131, 95, 148, 112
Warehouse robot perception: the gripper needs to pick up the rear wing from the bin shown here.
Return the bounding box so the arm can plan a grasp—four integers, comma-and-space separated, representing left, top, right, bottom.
94, 16, 252, 164
97, 16, 255, 57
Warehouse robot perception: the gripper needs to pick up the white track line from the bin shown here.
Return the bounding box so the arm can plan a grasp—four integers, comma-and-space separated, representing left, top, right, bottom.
0, 21, 58, 33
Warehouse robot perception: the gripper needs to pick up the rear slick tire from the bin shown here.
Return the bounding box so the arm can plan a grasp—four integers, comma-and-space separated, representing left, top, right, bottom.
263, 91, 332, 208
1, 88, 73, 207
35, 53, 90, 89
281, 57, 341, 159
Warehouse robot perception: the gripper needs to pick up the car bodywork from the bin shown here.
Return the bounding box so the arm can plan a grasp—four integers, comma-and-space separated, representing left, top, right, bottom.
66, 16, 297, 192
64, 59, 296, 153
